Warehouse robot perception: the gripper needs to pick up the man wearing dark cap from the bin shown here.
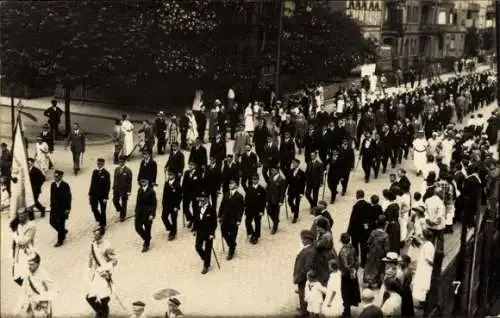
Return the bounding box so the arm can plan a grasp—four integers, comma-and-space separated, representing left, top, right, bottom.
39, 123, 54, 153
43, 99, 63, 139
137, 150, 157, 186
218, 179, 244, 260
338, 138, 355, 195
245, 174, 266, 244
162, 170, 182, 240
131, 301, 147, 318
113, 156, 133, 222
240, 144, 259, 191
166, 298, 183, 318
266, 166, 286, 234
182, 161, 201, 229
287, 158, 306, 223
135, 178, 157, 252
154, 111, 167, 155
50, 170, 71, 247
65, 122, 86, 175
280, 131, 296, 175
204, 157, 222, 207
293, 230, 316, 317
305, 150, 324, 209
189, 137, 208, 168
89, 158, 111, 233
193, 192, 217, 274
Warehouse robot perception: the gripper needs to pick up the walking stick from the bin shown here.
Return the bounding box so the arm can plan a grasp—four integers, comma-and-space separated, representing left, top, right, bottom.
212, 245, 221, 270
220, 227, 225, 253
356, 156, 361, 169
284, 197, 289, 220
321, 171, 327, 201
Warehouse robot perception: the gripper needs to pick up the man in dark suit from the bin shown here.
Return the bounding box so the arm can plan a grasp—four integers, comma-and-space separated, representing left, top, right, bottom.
338, 139, 355, 196
189, 137, 208, 168
360, 131, 376, 183
154, 111, 167, 154
240, 144, 259, 191
305, 150, 324, 209
88, 158, 111, 233
50, 170, 71, 247
261, 136, 280, 183
164, 142, 184, 181
327, 150, 343, 204
303, 126, 318, 164
293, 230, 316, 317
194, 192, 217, 274
162, 170, 182, 240
137, 150, 157, 186
135, 178, 157, 252
204, 157, 221, 207
347, 190, 373, 267
112, 156, 132, 222
280, 132, 296, 175
43, 99, 63, 139
380, 124, 392, 174
27, 158, 46, 219
253, 119, 268, 161
182, 161, 201, 229
194, 105, 207, 143
266, 167, 286, 234
397, 168, 411, 193
65, 123, 85, 175
221, 154, 239, 194
218, 179, 244, 260
245, 174, 266, 244
39, 124, 54, 153
287, 158, 306, 223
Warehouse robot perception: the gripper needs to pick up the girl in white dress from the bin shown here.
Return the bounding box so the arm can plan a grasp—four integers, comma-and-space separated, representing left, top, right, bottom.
412, 229, 435, 304
323, 260, 343, 317
186, 111, 198, 147
121, 114, 134, 157
35, 137, 50, 175
304, 270, 327, 318
244, 103, 254, 132
412, 130, 428, 175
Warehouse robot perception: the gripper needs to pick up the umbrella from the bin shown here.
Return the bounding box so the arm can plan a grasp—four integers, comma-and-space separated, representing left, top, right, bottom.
152, 288, 180, 301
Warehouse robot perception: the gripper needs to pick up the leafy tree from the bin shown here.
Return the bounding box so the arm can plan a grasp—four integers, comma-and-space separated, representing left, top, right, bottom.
480, 27, 496, 52
464, 26, 481, 57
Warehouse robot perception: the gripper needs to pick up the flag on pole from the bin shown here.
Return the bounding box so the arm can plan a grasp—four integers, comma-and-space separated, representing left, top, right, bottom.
9, 116, 34, 219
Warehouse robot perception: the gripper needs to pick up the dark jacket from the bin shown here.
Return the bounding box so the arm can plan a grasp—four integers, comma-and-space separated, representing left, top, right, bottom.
50, 181, 72, 213
209, 140, 227, 165
88, 168, 111, 199
245, 184, 267, 213
189, 145, 208, 168
347, 199, 373, 242
305, 159, 324, 188
218, 191, 245, 226
193, 204, 217, 238
29, 166, 45, 195
135, 186, 157, 218
43, 106, 63, 126
66, 130, 86, 153
138, 159, 157, 185
261, 142, 280, 167
113, 166, 132, 194
266, 174, 286, 204
287, 168, 306, 196
293, 244, 316, 284
165, 151, 184, 177
162, 179, 182, 210
240, 151, 259, 177
204, 164, 221, 193
182, 169, 202, 199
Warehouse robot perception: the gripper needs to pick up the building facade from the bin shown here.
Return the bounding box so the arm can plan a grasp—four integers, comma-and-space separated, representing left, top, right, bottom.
326, 1, 385, 45
382, 0, 468, 70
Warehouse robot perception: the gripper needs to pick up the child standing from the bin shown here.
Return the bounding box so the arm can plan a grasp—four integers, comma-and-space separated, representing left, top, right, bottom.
305, 270, 327, 318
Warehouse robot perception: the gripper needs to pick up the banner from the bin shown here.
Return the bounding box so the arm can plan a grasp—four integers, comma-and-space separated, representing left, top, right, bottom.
9, 117, 34, 219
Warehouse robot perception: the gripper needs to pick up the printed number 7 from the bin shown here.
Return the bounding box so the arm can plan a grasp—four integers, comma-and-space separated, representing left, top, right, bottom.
452, 281, 461, 295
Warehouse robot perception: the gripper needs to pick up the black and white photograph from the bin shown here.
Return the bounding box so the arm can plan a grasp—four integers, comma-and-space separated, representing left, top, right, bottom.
0, 0, 499, 317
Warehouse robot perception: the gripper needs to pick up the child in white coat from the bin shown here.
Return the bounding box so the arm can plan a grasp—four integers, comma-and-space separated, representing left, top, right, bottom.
305, 270, 327, 318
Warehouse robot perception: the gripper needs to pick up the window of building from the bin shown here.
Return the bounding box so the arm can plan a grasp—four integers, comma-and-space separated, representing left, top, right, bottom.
438, 11, 447, 24
374, 1, 380, 11
406, 5, 411, 22
449, 34, 455, 50
413, 6, 419, 22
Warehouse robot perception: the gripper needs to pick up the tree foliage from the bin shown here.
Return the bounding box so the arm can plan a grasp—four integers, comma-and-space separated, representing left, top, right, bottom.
464, 27, 481, 57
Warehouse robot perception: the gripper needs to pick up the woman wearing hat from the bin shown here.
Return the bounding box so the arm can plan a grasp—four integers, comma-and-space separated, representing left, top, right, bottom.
166, 297, 183, 318
35, 136, 51, 175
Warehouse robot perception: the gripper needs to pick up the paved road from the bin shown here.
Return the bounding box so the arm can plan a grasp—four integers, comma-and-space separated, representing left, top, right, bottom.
0, 68, 495, 317
1, 100, 497, 317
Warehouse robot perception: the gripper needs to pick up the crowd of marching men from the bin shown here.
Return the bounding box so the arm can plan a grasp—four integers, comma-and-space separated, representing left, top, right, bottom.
0, 68, 498, 317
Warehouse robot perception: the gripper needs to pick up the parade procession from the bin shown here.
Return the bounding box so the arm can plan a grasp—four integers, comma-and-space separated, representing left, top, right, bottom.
1, 1, 500, 318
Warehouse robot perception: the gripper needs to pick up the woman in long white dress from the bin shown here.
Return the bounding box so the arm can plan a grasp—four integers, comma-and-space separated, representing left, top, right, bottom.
35, 137, 50, 175
323, 260, 343, 317
244, 103, 254, 132
412, 229, 435, 304
186, 111, 198, 147
121, 114, 134, 157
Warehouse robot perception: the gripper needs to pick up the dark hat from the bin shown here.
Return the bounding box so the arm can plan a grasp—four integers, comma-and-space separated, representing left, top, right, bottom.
139, 177, 149, 183
198, 191, 209, 198
292, 158, 300, 164
300, 230, 315, 241
226, 154, 233, 158
132, 301, 145, 307
54, 170, 64, 176
169, 298, 181, 306
43, 123, 50, 128
97, 158, 105, 163
229, 179, 238, 184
